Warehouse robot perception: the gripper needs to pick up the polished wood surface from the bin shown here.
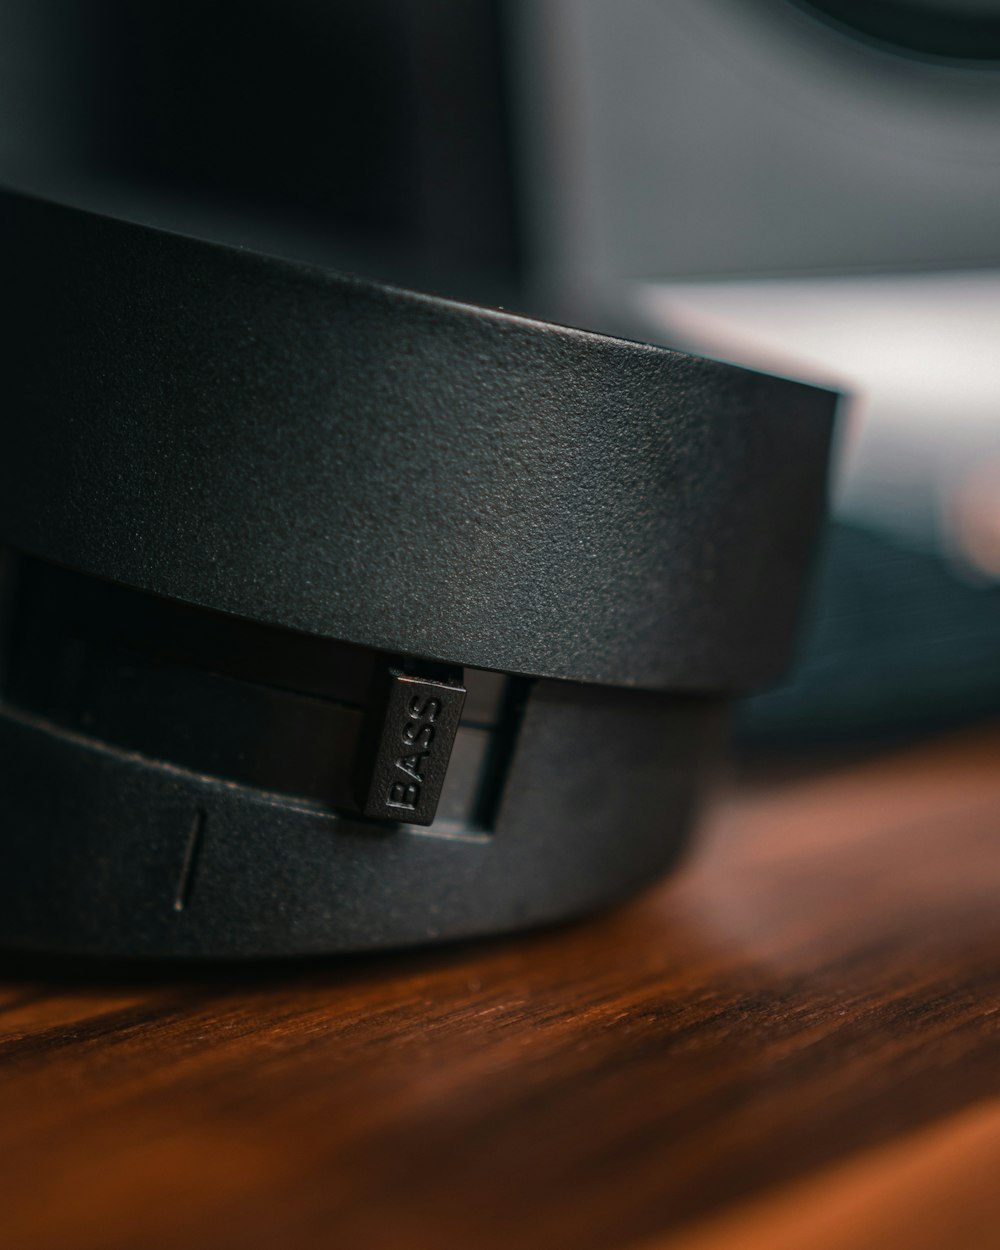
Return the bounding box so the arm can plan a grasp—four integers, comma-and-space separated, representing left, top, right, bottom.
4, 727, 1000, 1250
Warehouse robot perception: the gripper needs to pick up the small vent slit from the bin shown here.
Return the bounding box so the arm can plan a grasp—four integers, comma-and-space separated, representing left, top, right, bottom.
173, 809, 205, 912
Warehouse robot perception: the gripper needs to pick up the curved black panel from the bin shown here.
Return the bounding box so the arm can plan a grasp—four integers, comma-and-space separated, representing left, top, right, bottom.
0, 188, 837, 693
0, 188, 837, 957
0, 682, 724, 959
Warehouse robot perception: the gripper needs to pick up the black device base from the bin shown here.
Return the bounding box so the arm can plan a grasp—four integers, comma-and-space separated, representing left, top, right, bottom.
0, 189, 836, 959
0, 552, 723, 959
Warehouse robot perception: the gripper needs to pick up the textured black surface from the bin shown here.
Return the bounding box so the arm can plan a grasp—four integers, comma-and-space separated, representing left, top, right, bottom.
0, 550, 722, 956
3, 554, 497, 825
0, 188, 837, 956
0, 684, 724, 958
0, 187, 837, 692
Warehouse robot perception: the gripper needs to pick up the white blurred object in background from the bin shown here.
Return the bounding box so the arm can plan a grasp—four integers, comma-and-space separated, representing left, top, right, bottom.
634, 272, 1000, 557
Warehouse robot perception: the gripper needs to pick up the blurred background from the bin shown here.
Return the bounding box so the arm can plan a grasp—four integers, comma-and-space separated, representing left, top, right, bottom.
3, 0, 1000, 753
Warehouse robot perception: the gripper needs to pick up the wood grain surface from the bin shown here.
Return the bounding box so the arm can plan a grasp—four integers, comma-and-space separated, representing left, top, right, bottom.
4, 726, 1000, 1250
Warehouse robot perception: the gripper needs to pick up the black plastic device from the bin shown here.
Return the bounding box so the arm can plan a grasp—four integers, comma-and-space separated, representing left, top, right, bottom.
0, 188, 838, 958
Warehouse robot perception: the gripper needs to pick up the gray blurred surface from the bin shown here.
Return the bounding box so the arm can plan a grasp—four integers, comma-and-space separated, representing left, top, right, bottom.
517, 0, 1000, 293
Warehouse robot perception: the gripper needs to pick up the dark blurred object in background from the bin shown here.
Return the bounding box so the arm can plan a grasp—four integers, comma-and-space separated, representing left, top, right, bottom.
790, 0, 1000, 61
3, 0, 1000, 756
0, 0, 523, 303
740, 522, 1000, 749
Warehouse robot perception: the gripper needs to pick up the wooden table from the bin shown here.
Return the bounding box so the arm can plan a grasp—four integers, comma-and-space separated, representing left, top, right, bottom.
4, 726, 1000, 1249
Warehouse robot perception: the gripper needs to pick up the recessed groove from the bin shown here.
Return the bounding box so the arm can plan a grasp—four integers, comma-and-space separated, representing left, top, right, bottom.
173, 809, 205, 913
